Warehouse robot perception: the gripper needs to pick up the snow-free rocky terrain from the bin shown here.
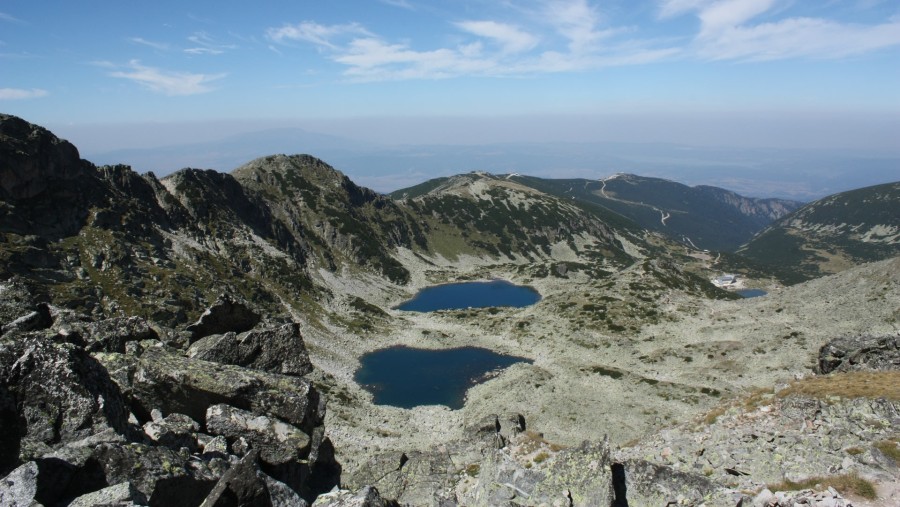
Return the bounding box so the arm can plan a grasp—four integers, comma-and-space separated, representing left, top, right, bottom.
1, 113, 898, 506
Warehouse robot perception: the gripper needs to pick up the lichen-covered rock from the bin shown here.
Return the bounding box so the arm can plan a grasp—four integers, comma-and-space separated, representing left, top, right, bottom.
263, 472, 310, 507
132, 347, 324, 433
200, 450, 271, 507
90, 442, 221, 507
464, 440, 614, 507
312, 485, 391, 507
818, 334, 900, 373
0, 461, 39, 506
529, 442, 614, 506
187, 323, 313, 377
206, 403, 310, 466
345, 449, 458, 507
0, 303, 52, 338
617, 459, 717, 506
81, 316, 159, 353
68, 481, 147, 507
1, 337, 130, 464
143, 412, 200, 452
186, 294, 260, 343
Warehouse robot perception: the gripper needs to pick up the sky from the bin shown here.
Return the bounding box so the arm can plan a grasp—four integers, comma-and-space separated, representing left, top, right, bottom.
2, 0, 900, 162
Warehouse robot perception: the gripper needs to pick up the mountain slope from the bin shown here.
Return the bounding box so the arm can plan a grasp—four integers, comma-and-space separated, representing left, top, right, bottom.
0, 115, 413, 323
394, 172, 638, 265
738, 181, 900, 283
0, 115, 642, 326
505, 173, 801, 252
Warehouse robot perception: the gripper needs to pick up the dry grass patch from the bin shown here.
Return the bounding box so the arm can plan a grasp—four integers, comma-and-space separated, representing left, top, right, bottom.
777, 371, 900, 402
767, 473, 877, 500
698, 371, 899, 428
874, 439, 900, 463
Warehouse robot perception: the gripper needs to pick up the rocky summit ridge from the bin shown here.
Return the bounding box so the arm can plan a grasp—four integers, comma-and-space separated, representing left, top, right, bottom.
1, 113, 899, 506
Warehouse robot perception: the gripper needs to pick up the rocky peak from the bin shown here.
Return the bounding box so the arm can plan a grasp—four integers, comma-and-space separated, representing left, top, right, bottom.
0, 114, 86, 201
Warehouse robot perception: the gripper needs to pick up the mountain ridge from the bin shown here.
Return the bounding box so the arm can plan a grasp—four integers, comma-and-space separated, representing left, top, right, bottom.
738, 180, 900, 283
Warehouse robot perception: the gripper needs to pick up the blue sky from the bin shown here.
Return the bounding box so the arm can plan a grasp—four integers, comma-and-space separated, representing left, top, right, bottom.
1, 0, 899, 155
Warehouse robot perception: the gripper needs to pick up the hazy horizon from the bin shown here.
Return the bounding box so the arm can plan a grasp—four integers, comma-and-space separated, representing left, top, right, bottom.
3, 1, 899, 198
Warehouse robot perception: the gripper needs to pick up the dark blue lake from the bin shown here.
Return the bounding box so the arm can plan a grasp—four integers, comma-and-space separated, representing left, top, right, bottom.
737, 289, 768, 298
395, 280, 541, 312
354, 346, 531, 409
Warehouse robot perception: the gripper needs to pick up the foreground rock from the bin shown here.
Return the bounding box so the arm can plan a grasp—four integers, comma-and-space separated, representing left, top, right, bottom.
0, 292, 338, 506
0, 334, 131, 471
187, 322, 313, 377
186, 294, 261, 343
616, 373, 900, 505
819, 333, 900, 373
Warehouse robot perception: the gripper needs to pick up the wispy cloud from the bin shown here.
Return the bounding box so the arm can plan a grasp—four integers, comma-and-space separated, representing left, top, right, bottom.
0, 87, 48, 100
108, 60, 225, 95
266, 0, 900, 81
456, 21, 539, 54
184, 32, 237, 55
266, 22, 372, 49
379, 0, 415, 10
541, 0, 609, 53
129, 37, 171, 51
663, 0, 900, 60
697, 0, 777, 35
266, 2, 677, 81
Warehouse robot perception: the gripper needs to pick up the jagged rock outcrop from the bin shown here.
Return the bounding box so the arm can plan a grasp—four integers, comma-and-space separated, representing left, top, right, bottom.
131, 346, 322, 433
0, 114, 86, 201
200, 450, 272, 507
0, 333, 132, 467
188, 322, 313, 376
615, 383, 900, 505
818, 334, 900, 373
313, 485, 392, 507
0, 285, 338, 506
206, 404, 311, 466
186, 294, 261, 343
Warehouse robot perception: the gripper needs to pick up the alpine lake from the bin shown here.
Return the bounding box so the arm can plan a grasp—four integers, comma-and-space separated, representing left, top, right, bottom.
354, 280, 539, 409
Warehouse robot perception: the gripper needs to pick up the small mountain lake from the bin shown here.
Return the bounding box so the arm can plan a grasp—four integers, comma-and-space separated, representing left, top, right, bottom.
354, 346, 531, 409
737, 289, 768, 298
395, 280, 541, 312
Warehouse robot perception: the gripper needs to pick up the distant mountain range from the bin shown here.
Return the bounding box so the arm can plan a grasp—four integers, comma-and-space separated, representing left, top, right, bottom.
84, 129, 900, 201
392, 173, 802, 252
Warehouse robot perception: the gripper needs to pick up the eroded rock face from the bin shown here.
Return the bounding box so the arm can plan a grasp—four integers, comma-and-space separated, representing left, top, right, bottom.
143, 412, 201, 452
132, 346, 323, 433
0, 114, 85, 201
0, 336, 131, 463
818, 334, 900, 373
312, 485, 391, 507
206, 404, 311, 466
188, 323, 313, 377
186, 294, 261, 343
68, 481, 147, 507
200, 450, 271, 507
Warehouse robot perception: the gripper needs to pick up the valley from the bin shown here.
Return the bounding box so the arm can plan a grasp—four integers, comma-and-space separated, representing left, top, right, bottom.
299, 250, 899, 487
